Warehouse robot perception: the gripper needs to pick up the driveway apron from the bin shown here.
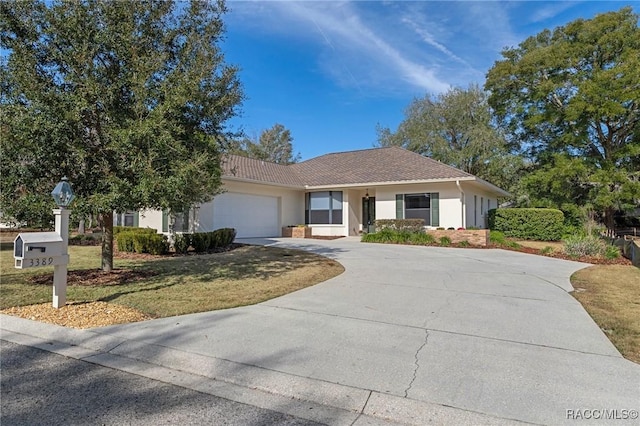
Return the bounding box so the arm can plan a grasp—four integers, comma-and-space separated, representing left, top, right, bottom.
7, 237, 639, 425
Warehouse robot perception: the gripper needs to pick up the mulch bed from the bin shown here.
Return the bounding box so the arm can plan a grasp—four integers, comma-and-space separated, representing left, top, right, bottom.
488, 244, 632, 265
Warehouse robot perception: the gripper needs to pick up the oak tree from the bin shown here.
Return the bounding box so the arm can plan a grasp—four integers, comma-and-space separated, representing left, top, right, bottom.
377, 84, 521, 191
1, 0, 243, 270
231, 123, 300, 164
485, 7, 640, 228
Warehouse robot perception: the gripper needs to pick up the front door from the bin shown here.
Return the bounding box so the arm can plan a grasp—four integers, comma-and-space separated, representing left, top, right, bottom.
362, 197, 376, 233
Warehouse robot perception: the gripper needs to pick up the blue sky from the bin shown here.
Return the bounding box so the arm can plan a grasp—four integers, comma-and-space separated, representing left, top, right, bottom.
222, 1, 637, 160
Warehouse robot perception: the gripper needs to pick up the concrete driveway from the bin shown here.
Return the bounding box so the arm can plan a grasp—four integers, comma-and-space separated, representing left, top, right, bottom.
2, 237, 639, 425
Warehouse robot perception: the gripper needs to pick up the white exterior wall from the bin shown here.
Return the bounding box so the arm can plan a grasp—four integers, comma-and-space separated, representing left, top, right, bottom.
138, 179, 304, 237
375, 182, 466, 229
138, 179, 501, 237
459, 182, 498, 229
138, 209, 164, 231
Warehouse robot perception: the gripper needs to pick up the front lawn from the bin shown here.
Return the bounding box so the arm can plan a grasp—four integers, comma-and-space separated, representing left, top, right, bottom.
0, 244, 344, 326
571, 265, 640, 364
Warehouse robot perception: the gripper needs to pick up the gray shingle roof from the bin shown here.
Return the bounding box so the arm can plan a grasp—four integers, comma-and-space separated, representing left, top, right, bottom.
291, 147, 473, 186
223, 147, 476, 188
222, 155, 304, 187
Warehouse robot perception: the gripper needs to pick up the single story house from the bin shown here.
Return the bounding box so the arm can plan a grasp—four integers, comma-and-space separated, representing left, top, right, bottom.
136, 146, 509, 238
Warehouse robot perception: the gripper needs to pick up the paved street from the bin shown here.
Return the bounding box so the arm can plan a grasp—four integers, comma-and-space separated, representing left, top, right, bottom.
1, 340, 322, 426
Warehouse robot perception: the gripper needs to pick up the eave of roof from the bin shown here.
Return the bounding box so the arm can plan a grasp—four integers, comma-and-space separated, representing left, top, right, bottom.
221, 147, 510, 196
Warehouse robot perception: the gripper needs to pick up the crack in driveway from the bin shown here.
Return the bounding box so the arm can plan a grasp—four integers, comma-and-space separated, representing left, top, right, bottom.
404, 329, 429, 398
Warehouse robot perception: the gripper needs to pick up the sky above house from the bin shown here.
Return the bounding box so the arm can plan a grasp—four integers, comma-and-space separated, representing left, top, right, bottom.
222, 0, 636, 160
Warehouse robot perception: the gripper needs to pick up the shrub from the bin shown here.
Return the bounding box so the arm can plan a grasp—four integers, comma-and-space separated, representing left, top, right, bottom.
375, 219, 425, 233
173, 233, 191, 254
133, 233, 149, 253
191, 232, 209, 252
116, 232, 137, 252
605, 245, 621, 260
540, 246, 554, 255
113, 226, 156, 236
116, 231, 168, 254
488, 208, 564, 241
439, 236, 451, 246
211, 228, 236, 248
147, 234, 169, 255
408, 232, 435, 245
563, 235, 607, 258
458, 240, 471, 247
489, 230, 520, 249
69, 234, 100, 246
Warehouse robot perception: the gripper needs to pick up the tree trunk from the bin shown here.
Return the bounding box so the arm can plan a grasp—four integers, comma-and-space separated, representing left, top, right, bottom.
101, 211, 114, 272
604, 206, 616, 232
78, 219, 85, 234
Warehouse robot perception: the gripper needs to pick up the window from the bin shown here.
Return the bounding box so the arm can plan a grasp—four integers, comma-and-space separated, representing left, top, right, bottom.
474, 195, 478, 226
306, 191, 343, 224
115, 211, 137, 227
404, 193, 431, 225
481, 197, 484, 215
396, 193, 439, 226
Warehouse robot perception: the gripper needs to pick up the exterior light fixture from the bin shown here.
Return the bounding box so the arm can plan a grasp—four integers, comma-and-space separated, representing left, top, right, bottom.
51, 177, 75, 208
365, 189, 369, 200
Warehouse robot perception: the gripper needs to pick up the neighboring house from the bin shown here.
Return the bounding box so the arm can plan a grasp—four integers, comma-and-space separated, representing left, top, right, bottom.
137, 147, 509, 238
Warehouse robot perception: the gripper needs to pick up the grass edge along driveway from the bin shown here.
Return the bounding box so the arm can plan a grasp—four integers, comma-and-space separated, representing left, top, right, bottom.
570, 265, 640, 364
0, 245, 344, 324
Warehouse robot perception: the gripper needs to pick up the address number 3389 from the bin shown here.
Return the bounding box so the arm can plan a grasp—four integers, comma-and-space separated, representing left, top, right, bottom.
29, 257, 54, 267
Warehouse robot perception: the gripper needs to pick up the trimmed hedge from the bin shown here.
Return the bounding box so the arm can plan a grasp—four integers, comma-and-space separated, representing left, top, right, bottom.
361, 228, 436, 246
171, 228, 237, 254
375, 219, 425, 233
117, 231, 169, 255
116, 227, 236, 255
113, 226, 157, 236
488, 208, 564, 241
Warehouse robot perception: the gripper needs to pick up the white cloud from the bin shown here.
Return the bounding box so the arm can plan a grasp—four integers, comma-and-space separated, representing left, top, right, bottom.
529, 2, 578, 23
227, 1, 452, 94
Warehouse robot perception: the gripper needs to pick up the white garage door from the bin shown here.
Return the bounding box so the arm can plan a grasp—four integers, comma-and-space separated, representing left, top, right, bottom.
212, 193, 279, 238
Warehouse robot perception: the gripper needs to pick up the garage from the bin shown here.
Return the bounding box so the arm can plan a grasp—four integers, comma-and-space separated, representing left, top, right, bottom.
212, 193, 280, 238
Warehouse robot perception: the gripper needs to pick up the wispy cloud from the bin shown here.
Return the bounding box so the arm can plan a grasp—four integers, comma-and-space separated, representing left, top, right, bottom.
529, 2, 578, 23
284, 2, 451, 93
402, 17, 471, 68
228, 1, 452, 94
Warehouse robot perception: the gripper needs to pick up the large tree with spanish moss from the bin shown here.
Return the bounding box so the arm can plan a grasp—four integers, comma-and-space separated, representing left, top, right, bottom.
1, 0, 243, 271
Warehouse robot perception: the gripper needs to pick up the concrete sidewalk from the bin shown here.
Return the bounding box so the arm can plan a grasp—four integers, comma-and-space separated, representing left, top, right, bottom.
2, 237, 639, 425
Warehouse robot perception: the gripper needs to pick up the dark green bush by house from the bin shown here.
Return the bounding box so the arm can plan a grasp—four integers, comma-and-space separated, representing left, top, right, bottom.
488, 208, 564, 241
191, 232, 210, 252
117, 227, 236, 255
116, 231, 169, 255
172, 228, 237, 254
173, 233, 191, 254
113, 226, 157, 236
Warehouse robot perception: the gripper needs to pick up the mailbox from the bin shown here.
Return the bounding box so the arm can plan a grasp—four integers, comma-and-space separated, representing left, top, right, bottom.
14, 232, 68, 269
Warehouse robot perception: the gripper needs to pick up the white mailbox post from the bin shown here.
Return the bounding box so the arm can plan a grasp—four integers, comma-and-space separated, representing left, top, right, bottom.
14, 177, 75, 308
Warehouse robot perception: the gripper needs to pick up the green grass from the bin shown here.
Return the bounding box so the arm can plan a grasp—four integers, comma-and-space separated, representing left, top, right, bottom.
0, 245, 344, 318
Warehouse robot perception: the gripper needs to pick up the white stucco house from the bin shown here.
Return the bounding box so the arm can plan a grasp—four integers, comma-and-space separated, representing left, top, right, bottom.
134, 147, 509, 238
